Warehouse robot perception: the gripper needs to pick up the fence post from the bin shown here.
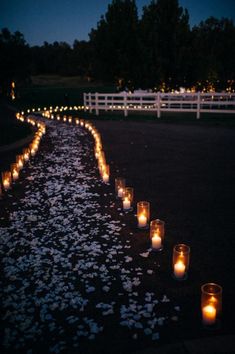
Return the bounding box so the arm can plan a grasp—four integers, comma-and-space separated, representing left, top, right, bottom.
105, 94, 107, 112
124, 92, 128, 117
83, 93, 86, 111
157, 92, 161, 118
95, 92, 99, 116
197, 92, 201, 119
88, 93, 92, 113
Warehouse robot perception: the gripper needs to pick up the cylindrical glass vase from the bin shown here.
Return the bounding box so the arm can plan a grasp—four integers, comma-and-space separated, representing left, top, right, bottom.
115, 178, 126, 198
172, 244, 190, 280
150, 219, 165, 251
201, 283, 222, 328
122, 187, 134, 211
137, 201, 150, 229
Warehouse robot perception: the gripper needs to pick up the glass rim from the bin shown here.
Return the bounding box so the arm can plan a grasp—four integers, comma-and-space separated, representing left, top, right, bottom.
150, 218, 165, 225
137, 201, 150, 206
201, 283, 223, 295
174, 243, 190, 253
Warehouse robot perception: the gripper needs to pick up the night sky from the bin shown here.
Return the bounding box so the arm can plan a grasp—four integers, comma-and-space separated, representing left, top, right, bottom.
1, 0, 235, 46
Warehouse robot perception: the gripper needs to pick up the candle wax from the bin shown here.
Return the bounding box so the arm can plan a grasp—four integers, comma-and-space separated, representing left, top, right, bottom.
138, 214, 147, 228
152, 234, 162, 250
13, 171, 19, 181
174, 260, 186, 279
103, 174, 109, 183
118, 188, 124, 198
202, 305, 216, 326
123, 198, 131, 210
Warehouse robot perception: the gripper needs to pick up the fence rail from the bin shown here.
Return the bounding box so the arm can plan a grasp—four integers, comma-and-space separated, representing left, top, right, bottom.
83, 92, 235, 118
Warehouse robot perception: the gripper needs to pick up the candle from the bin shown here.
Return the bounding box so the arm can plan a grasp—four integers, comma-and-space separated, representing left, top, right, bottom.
151, 233, 162, 250
103, 173, 109, 183
24, 153, 29, 161
202, 305, 216, 326
201, 283, 222, 327
150, 219, 165, 251
174, 260, 186, 279
118, 187, 124, 198
138, 214, 147, 228
3, 179, 10, 190
123, 197, 131, 210
12, 170, 19, 181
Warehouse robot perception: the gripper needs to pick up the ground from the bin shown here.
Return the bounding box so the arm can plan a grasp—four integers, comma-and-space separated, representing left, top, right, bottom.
1, 107, 235, 353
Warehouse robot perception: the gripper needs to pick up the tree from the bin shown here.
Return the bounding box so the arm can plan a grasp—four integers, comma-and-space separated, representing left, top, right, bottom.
72, 40, 92, 77
191, 17, 235, 88
0, 28, 30, 96
89, 0, 140, 87
139, 0, 191, 88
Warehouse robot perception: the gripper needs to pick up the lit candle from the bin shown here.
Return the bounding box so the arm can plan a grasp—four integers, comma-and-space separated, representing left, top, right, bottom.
138, 214, 147, 228
202, 305, 216, 326
3, 179, 10, 190
151, 233, 162, 250
123, 197, 131, 210
103, 173, 109, 183
24, 153, 29, 162
12, 170, 19, 181
174, 260, 186, 279
118, 187, 124, 198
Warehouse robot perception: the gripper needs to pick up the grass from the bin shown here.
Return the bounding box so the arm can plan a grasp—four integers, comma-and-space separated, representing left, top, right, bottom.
14, 77, 115, 110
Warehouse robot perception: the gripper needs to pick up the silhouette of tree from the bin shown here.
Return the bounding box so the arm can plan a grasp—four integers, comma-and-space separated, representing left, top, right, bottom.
0, 28, 30, 97
89, 0, 140, 87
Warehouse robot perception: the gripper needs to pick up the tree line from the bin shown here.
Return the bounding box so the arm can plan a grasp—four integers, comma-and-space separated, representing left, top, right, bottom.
1, 0, 235, 95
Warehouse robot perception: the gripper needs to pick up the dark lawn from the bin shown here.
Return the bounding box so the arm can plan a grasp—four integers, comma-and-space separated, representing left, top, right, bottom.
92, 117, 235, 343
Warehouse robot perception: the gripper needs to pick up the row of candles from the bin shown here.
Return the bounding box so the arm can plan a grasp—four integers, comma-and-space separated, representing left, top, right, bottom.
32, 110, 222, 328
21, 105, 85, 116
0, 114, 46, 197
114, 179, 222, 327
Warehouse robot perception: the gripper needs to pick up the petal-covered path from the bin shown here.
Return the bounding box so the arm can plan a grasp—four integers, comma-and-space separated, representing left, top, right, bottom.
1, 120, 179, 354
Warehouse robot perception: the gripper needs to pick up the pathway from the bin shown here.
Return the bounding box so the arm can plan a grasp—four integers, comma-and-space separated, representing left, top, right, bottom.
0, 120, 178, 354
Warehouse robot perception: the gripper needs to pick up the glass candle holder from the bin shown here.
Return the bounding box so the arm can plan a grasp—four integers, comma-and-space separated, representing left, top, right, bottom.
102, 165, 110, 183
172, 244, 190, 280
150, 219, 165, 251
63, 115, 67, 122
201, 283, 222, 327
137, 201, 150, 229
80, 119, 84, 127
16, 155, 24, 170
11, 163, 19, 181
23, 148, 30, 162
2, 171, 11, 191
122, 187, 134, 211
30, 141, 38, 156
115, 178, 126, 198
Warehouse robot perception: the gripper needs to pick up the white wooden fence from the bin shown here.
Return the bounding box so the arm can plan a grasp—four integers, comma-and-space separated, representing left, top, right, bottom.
83, 92, 235, 119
